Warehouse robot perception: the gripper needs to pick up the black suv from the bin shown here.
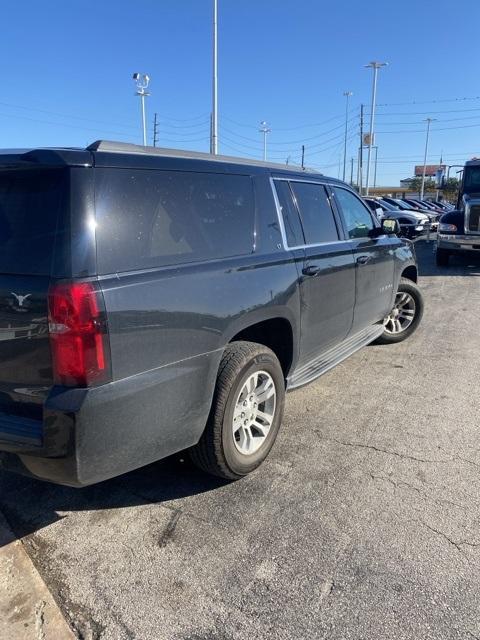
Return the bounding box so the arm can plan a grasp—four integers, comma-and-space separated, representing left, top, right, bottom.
0, 141, 423, 486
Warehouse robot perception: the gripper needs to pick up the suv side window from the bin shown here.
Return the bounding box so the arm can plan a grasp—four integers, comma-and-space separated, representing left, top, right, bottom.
332, 187, 375, 239
290, 182, 339, 244
95, 169, 255, 274
273, 180, 305, 247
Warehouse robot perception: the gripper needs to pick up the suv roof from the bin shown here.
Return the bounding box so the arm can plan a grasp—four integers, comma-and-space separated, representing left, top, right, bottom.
0, 140, 354, 186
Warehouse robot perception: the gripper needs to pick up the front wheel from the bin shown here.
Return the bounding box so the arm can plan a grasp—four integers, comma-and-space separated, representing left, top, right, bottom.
374, 278, 424, 345
189, 341, 285, 480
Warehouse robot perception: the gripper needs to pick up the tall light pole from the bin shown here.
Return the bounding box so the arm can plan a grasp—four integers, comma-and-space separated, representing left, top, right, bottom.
210, 0, 218, 154
133, 73, 150, 146
364, 61, 387, 195
342, 91, 353, 181
420, 118, 436, 199
259, 121, 271, 161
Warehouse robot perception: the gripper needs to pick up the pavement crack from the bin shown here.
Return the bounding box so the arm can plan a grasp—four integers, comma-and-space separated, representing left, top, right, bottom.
34, 600, 46, 640
368, 473, 466, 511
419, 521, 465, 554
158, 509, 182, 548
416, 521, 480, 557
317, 435, 443, 463
454, 455, 480, 470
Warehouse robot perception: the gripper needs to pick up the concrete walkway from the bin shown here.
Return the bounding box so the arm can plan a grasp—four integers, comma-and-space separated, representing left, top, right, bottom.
0, 512, 75, 640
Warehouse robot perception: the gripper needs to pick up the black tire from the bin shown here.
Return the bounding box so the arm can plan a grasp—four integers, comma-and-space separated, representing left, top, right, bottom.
374, 278, 424, 345
189, 341, 285, 480
436, 248, 450, 267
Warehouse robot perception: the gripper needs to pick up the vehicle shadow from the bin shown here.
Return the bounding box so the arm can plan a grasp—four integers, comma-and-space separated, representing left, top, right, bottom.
414, 238, 480, 277
0, 453, 229, 544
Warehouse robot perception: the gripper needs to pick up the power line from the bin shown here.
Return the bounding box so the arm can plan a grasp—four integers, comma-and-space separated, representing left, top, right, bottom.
372, 106, 480, 116
0, 98, 210, 131
218, 115, 358, 146
377, 95, 480, 107
367, 115, 480, 126
377, 122, 480, 134
221, 108, 359, 132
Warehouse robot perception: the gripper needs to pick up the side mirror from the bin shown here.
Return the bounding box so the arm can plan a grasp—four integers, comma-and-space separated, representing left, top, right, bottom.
381, 218, 400, 235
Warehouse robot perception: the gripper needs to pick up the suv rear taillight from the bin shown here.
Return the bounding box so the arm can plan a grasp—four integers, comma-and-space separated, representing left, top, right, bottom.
48, 282, 112, 387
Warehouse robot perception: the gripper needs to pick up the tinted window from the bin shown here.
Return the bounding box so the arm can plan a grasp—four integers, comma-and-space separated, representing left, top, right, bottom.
290, 182, 339, 244
274, 180, 304, 247
95, 169, 255, 273
333, 187, 375, 239
0, 169, 67, 275
464, 166, 480, 194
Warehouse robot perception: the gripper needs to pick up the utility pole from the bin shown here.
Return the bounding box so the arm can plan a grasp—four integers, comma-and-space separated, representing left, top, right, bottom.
350, 157, 354, 186
342, 91, 353, 181
420, 118, 436, 199
364, 61, 388, 195
210, 0, 218, 154
153, 113, 159, 147
133, 73, 150, 146
301, 145, 305, 169
359, 104, 364, 194
373, 146, 378, 189
259, 121, 271, 161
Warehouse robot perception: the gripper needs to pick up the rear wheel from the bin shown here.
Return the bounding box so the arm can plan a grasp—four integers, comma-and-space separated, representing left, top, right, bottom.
374, 278, 424, 345
436, 248, 450, 267
189, 341, 285, 480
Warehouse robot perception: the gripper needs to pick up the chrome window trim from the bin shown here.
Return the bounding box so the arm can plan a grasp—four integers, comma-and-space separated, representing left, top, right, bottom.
269, 177, 351, 251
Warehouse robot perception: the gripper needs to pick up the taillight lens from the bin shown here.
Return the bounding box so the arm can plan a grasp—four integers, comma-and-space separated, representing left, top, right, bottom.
48, 282, 112, 387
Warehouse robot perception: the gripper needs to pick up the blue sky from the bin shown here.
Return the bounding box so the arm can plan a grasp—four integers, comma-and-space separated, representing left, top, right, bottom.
2, 0, 479, 185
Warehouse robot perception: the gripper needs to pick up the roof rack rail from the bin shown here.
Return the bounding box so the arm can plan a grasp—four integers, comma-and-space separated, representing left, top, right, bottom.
86, 140, 318, 174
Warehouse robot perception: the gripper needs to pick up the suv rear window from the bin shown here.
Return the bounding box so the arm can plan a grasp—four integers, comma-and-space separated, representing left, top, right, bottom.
95, 169, 255, 274
0, 169, 67, 275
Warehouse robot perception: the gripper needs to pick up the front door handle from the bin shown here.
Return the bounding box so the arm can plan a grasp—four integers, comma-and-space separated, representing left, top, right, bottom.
356, 255, 371, 265
302, 265, 321, 276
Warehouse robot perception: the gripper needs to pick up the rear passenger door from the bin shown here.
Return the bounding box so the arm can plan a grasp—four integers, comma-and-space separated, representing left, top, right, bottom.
273, 178, 355, 365
330, 186, 398, 334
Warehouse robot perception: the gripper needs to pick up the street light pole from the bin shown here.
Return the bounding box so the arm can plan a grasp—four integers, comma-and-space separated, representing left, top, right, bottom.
259, 121, 271, 161
342, 91, 353, 181
420, 118, 436, 200
364, 61, 387, 195
133, 73, 150, 146
211, 0, 218, 154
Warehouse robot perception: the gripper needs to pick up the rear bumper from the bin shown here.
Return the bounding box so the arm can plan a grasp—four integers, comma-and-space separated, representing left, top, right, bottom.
0, 351, 219, 487
437, 234, 480, 252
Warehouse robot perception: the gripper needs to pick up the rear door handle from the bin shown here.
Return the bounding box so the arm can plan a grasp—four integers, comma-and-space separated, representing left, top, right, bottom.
302, 265, 321, 276
356, 255, 371, 265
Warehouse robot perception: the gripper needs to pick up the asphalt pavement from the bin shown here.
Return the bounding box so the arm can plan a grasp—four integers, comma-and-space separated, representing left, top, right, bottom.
1, 240, 480, 640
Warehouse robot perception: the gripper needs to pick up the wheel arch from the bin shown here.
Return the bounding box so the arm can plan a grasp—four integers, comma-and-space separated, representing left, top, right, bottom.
401, 264, 418, 283
228, 316, 295, 379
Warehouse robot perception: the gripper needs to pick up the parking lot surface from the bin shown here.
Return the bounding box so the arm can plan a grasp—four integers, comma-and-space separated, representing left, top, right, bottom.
1, 240, 480, 640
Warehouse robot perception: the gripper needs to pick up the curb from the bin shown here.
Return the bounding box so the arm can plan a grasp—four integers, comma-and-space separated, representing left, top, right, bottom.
0, 512, 75, 640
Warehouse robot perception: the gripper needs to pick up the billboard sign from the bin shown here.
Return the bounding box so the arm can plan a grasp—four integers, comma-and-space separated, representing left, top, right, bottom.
414, 164, 446, 177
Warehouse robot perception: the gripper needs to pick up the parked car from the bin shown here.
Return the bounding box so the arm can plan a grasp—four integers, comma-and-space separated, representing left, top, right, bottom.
363, 197, 431, 239
405, 199, 444, 216
404, 199, 441, 215
382, 197, 439, 230
0, 141, 424, 486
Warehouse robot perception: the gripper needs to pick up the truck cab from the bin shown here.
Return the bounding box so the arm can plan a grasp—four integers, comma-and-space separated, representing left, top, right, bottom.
436, 160, 480, 265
